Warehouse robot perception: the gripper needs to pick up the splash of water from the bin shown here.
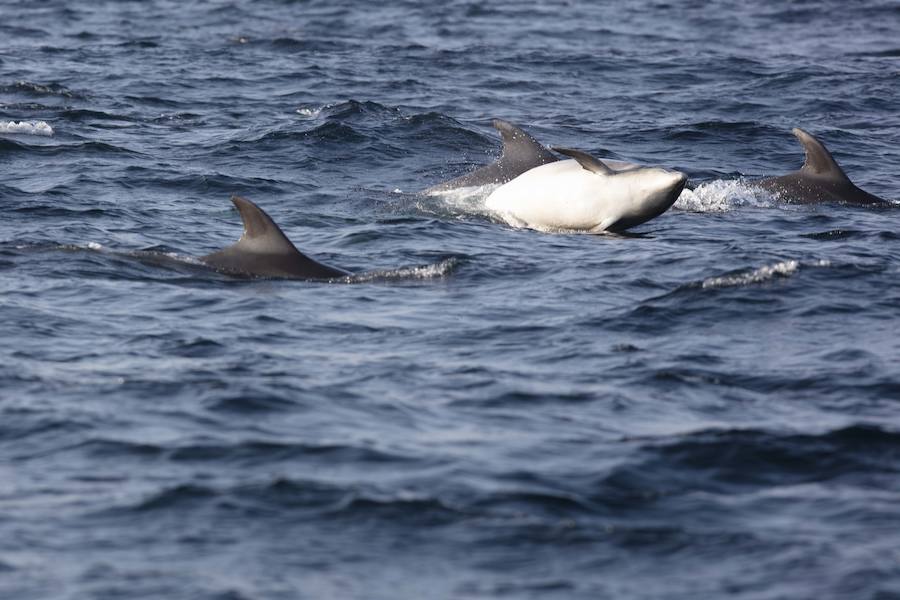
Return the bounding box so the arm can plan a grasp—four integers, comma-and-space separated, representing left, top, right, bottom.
675, 179, 774, 212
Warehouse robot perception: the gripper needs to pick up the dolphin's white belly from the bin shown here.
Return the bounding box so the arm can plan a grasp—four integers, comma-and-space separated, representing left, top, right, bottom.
485, 160, 631, 232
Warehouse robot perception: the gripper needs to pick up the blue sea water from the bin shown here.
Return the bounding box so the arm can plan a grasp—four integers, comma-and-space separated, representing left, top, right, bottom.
2, 1, 900, 598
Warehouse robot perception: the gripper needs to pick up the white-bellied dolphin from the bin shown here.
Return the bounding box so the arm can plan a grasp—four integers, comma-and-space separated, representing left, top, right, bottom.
485, 147, 687, 233
425, 119, 557, 194
755, 128, 887, 205
202, 196, 349, 279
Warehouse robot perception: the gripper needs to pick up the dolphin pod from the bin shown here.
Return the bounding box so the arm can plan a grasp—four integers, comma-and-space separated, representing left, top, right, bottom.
194, 122, 887, 280
25, 119, 886, 280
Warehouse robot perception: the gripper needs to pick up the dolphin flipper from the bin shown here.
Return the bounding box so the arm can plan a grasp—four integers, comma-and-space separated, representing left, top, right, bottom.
552, 146, 615, 175
202, 196, 349, 279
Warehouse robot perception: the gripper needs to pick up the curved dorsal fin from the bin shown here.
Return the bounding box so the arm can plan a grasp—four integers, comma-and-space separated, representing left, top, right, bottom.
552, 146, 615, 175
230, 195, 302, 255
793, 128, 848, 180
493, 119, 558, 164
201, 196, 348, 279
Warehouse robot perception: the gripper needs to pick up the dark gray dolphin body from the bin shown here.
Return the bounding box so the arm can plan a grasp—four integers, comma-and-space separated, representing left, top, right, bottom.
755, 128, 887, 205
202, 196, 349, 279
425, 119, 557, 193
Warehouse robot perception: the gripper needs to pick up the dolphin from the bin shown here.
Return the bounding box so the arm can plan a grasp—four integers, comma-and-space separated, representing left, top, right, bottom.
425, 119, 558, 194
484, 147, 687, 233
201, 196, 349, 279
755, 128, 887, 205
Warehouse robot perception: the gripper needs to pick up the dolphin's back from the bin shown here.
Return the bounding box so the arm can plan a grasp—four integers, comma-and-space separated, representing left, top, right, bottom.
757, 128, 887, 205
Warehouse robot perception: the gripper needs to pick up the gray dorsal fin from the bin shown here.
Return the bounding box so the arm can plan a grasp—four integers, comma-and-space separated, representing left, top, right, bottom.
552, 146, 615, 175
493, 119, 558, 164
230, 195, 303, 255
793, 128, 849, 180
202, 196, 348, 279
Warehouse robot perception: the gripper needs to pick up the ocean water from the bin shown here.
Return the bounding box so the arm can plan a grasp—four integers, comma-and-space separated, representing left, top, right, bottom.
2, 1, 900, 598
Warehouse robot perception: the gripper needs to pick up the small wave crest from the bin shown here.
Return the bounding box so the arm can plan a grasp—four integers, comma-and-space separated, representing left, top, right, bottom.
675, 179, 773, 212
0, 120, 54, 136
701, 259, 830, 289
3, 80, 81, 98
296, 106, 324, 118
294, 99, 399, 122
347, 257, 461, 283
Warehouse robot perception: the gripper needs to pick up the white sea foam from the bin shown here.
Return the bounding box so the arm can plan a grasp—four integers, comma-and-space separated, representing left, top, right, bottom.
296, 102, 339, 118
0, 120, 54, 136
348, 257, 460, 283
701, 259, 831, 289
675, 178, 772, 212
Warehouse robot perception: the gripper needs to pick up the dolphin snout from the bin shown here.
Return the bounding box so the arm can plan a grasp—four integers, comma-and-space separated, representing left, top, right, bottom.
663, 171, 688, 201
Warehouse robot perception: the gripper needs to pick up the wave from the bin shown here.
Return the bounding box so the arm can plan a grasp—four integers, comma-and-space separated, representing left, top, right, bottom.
294, 99, 400, 122
108, 424, 892, 520
72, 436, 412, 467
292, 100, 480, 143
1, 80, 84, 98
212, 121, 368, 154
0, 138, 141, 157
116, 168, 287, 196
700, 259, 830, 289
296, 106, 324, 118
346, 256, 462, 283
607, 257, 837, 335
0, 120, 54, 136
612, 424, 900, 495
103, 476, 461, 524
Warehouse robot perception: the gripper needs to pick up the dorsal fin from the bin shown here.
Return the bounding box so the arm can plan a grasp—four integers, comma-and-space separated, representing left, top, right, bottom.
201, 196, 348, 279
230, 195, 303, 255
493, 119, 558, 164
793, 128, 848, 180
424, 120, 556, 193
552, 146, 615, 175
